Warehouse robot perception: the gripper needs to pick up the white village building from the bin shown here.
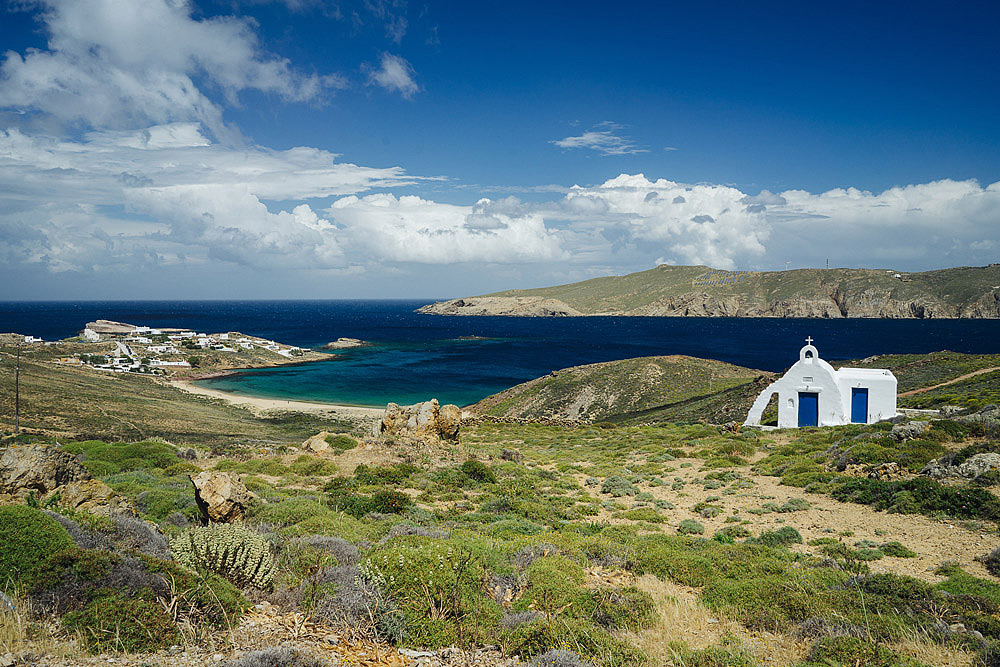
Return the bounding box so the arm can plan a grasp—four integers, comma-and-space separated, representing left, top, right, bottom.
745, 337, 897, 428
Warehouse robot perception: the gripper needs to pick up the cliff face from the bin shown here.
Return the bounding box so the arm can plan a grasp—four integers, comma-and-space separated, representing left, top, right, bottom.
419, 264, 1000, 318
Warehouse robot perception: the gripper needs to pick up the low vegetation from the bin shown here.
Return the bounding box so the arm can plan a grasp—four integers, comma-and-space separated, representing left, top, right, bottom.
2, 347, 1000, 666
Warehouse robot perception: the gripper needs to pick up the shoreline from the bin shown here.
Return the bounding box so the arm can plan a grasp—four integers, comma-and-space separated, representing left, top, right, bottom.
169, 379, 384, 418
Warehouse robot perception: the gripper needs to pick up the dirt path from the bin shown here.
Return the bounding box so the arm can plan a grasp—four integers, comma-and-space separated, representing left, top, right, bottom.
898, 366, 1000, 397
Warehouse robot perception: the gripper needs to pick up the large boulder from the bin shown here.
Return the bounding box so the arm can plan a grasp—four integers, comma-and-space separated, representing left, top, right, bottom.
301, 432, 332, 453
0, 444, 90, 498
372, 399, 462, 443
190, 471, 251, 523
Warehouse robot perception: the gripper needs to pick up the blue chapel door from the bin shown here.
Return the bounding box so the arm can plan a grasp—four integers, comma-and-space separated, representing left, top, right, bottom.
798, 392, 819, 427
851, 388, 869, 423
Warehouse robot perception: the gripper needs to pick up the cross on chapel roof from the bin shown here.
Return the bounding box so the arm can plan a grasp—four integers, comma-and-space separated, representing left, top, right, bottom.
805, 336, 814, 345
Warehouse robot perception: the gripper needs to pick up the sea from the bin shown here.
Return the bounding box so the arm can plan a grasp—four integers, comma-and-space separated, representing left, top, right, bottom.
3, 300, 1000, 408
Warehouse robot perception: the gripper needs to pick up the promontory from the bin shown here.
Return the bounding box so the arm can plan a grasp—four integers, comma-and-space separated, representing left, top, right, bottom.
417, 264, 1000, 318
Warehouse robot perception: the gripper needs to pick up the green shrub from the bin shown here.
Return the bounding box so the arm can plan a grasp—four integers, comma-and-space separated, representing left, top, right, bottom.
289, 455, 339, 477
777, 497, 810, 512
62, 439, 184, 474
0, 505, 74, 590
831, 477, 1000, 521
137, 553, 247, 626
801, 636, 925, 667
325, 434, 358, 451
354, 463, 419, 486
171, 524, 276, 588
371, 489, 412, 514
880, 541, 917, 558
63, 587, 179, 653
622, 508, 664, 523
502, 617, 645, 667
460, 460, 496, 484
714, 525, 751, 541
585, 587, 655, 632
754, 527, 802, 547
601, 476, 638, 497
363, 541, 500, 647
678, 519, 705, 535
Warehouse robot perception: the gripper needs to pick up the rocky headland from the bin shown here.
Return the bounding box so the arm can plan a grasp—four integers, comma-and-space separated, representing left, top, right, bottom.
418, 264, 1000, 318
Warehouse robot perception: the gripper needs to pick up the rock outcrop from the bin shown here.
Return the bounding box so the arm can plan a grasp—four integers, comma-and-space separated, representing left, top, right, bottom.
890, 421, 930, 442
83, 319, 138, 334
372, 399, 462, 443
302, 432, 333, 453
923, 453, 1000, 481
0, 444, 135, 516
0, 444, 90, 498
418, 297, 582, 317
322, 337, 369, 349
190, 471, 251, 523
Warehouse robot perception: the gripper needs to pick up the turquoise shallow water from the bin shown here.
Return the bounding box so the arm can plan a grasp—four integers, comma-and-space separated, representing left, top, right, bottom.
5, 299, 1000, 407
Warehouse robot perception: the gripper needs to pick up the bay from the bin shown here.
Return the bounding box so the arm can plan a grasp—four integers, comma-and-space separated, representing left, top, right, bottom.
2, 300, 1000, 407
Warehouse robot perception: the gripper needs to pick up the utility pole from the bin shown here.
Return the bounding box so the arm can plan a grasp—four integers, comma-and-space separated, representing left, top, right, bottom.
15, 342, 21, 434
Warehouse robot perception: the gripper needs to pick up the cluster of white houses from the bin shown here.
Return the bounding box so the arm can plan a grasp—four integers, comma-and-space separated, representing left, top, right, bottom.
17, 321, 306, 375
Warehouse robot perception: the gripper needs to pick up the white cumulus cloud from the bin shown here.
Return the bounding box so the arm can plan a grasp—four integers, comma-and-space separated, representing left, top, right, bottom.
0, 0, 345, 138
328, 193, 567, 263
364, 53, 419, 98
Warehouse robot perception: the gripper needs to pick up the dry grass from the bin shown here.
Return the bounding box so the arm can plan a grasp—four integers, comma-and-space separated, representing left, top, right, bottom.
621, 575, 808, 667
0, 594, 82, 660
891, 635, 977, 667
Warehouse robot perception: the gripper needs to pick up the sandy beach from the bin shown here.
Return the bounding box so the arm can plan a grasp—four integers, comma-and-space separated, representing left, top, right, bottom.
169, 379, 384, 418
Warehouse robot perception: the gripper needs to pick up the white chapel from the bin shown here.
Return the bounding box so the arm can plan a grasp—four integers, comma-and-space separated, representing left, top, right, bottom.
744, 338, 897, 428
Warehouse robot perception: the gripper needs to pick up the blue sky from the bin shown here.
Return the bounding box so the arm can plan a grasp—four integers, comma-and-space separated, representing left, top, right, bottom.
1, 0, 998, 299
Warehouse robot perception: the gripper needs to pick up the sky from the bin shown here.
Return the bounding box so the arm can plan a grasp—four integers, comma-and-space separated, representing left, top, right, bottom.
1, 0, 999, 300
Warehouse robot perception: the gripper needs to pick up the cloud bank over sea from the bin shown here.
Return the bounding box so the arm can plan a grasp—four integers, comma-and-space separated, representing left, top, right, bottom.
1, 0, 998, 298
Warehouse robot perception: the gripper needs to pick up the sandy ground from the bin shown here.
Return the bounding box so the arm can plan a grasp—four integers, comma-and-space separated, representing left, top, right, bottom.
169, 379, 384, 418
581, 451, 1000, 583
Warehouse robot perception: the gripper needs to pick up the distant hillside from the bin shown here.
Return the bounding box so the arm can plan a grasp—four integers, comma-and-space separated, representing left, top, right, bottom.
419, 264, 1000, 318
468, 355, 769, 422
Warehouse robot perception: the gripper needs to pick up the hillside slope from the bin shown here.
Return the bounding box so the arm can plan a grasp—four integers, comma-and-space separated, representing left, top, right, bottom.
419, 263, 1000, 318
468, 355, 768, 422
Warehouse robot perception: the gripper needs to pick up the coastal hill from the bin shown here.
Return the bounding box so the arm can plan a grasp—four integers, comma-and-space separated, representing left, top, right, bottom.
470, 350, 1000, 425
470, 355, 768, 422
418, 263, 1000, 318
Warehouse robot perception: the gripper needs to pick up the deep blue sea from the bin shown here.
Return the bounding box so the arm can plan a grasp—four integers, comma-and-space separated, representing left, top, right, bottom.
3, 300, 1000, 407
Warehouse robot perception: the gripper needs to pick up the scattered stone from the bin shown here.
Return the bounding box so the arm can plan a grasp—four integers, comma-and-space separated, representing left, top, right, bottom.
0, 444, 90, 498
890, 421, 929, 442
868, 462, 905, 481
302, 431, 333, 453
923, 453, 1000, 480
500, 448, 524, 463
372, 399, 462, 444
190, 471, 252, 523
179, 448, 198, 460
